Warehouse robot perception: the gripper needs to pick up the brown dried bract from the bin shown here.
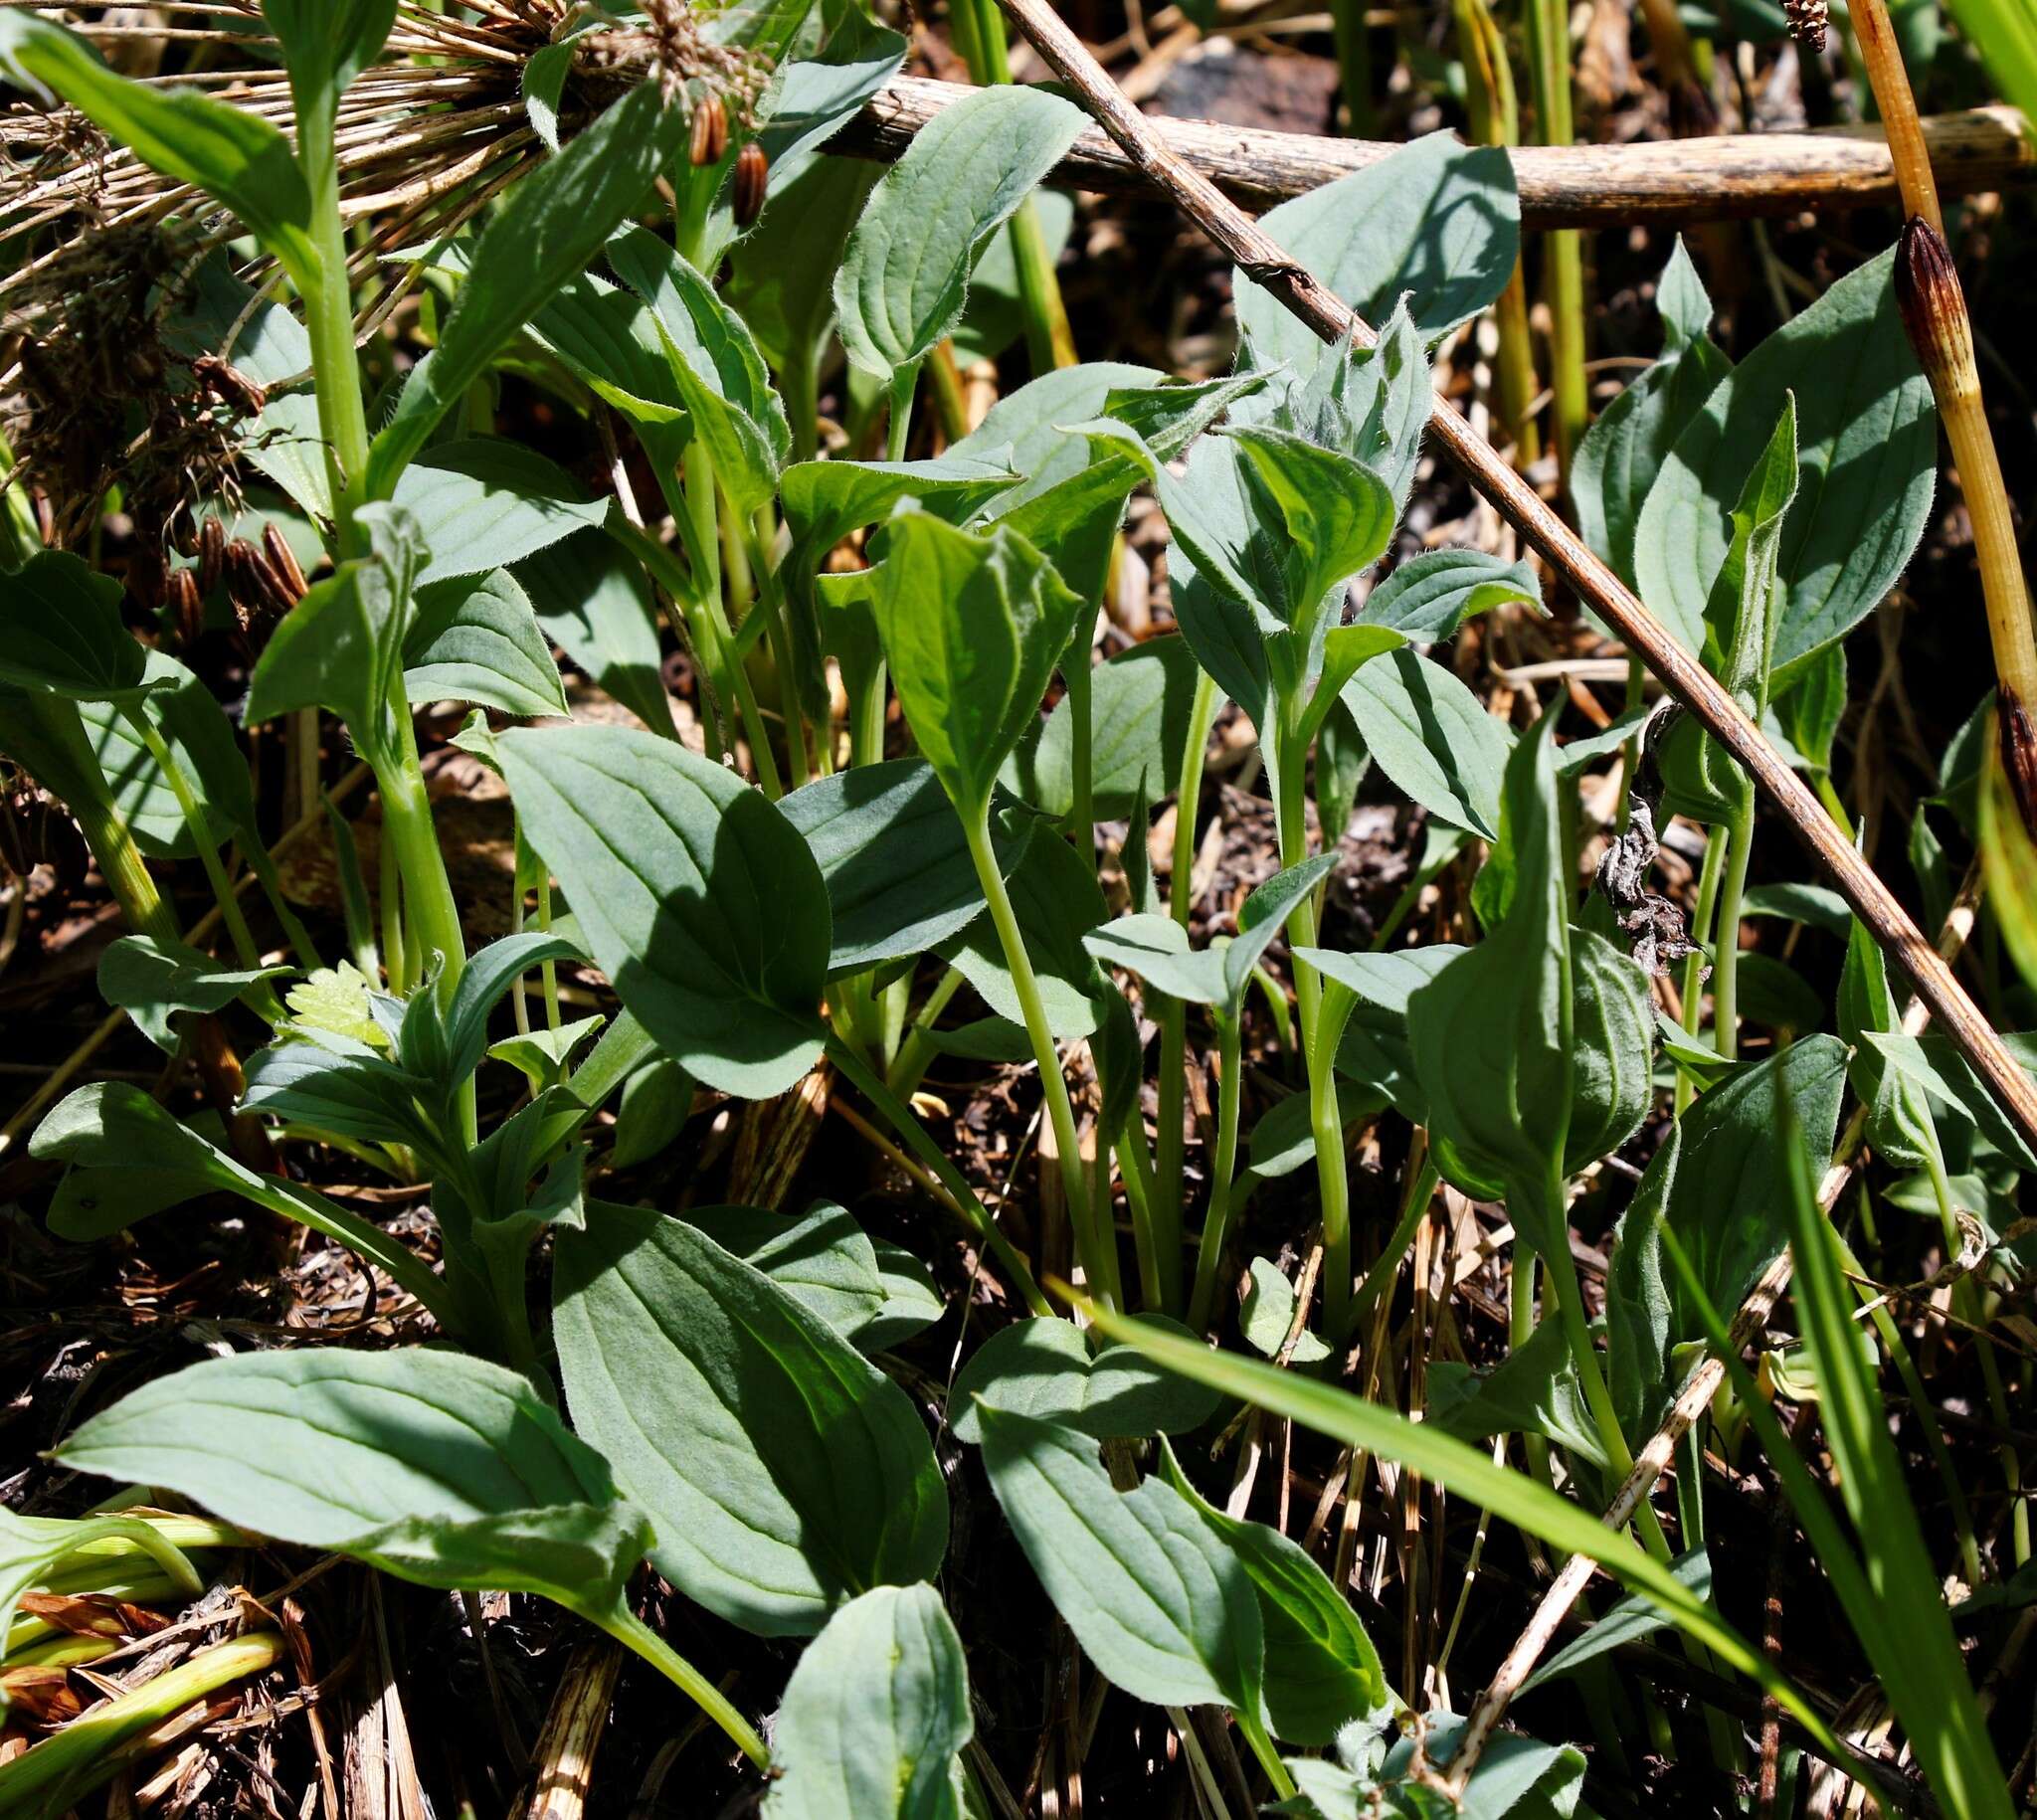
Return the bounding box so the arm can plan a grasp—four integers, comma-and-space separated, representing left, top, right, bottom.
733, 140, 770, 228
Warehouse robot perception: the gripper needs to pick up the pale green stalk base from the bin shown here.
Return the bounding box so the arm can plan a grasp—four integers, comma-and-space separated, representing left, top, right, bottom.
595, 1606, 768, 1768
0, 1631, 287, 1815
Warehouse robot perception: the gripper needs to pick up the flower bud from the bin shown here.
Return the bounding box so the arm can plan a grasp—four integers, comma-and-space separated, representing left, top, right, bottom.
690, 91, 727, 167
733, 140, 769, 228
263, 522, 307, 604
199, 513, 226, 597
1894, 215, 1975, 399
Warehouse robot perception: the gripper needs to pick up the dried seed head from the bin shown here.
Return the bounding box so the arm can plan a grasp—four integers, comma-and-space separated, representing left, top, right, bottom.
263, 522, 307, 604
733, 140, 769, 229
199, 513, 226, 597
1782, 0, 1827, 53
690, 91, 727, 166
166, 564, 203, 649
1894, 215, 1974, 390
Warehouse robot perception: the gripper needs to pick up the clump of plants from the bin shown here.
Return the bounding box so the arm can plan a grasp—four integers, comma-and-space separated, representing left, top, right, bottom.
0, 0, 2031, 1815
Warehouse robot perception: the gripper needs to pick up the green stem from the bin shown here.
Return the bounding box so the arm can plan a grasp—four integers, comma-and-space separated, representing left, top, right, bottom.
1348, 1148, 1439, 1335
955, 0, 1077, 371
1524, 0, 1586, 482
1116, 1110, 1165, 1311
1187, 1012, 1245, 1333
378, 722, 465, 1009
1154, 669, 1223, 1311
0, 1632, 288, 1816
1712, 791, 1754, 1061
1063, 637, 1095, 845
71, 779, 177, 947
593, 1606, 768, 1768
1330, 0, 1377, 137
885, 964, 967, 1099
739, 501, 811, 785
1533, 1166, 1676, 1562
963, 810, 1120, 1311
783, 331, 822, 464
125, 712, 265, 976
1675, 828, 1728, 1113
887, 361, 919, 461
825, 1029, 1052, 1316
300, 143, 372, 552
1236, 1706, 1299, 1802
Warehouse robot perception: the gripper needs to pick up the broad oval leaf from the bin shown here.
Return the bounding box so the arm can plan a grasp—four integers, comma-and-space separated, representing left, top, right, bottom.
1358, 548, 1542, 643
496, 723, 829, 1098
869, 511, 1084, 822
1234, 132, 1520, 365
1340, 647, 1513, 838
1408, 715, 1571, 1221
1156, 1439, 1388, 1744
405, 569, 569, 719
977, 1405, 1262, 1714
54, 1347, 649, 1612
1633, 247, 1934, 677
1007, 632, 1202, 820
553, 1201, 948, 1637
393, 442, 609, 588
0, 551, 151, 701
776, 759, 1031, 977
947, 1315, 1222, 1444
1566, 929, 1654, 1174
97, 936, 285, 1055
833, 84, 1087, 380
764, 1584, 972, 1820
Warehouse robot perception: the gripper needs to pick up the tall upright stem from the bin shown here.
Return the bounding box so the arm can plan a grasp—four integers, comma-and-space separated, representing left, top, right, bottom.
1711, 791, 1754, 1059
963, 812, 1121, 1310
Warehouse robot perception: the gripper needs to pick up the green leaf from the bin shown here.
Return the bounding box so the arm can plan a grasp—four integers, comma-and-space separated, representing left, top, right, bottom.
1519, 1548, 1712, 1694
1777, 1128, 2015, 1819
1566, 929, 1653, 1173
1358, 549, 1542, 643
1426, 1318, 1606, 1472
726, 134, 882, 374
951, 187, 1076, 365
776, 759, 1030, 977
610, 228, 792, 515
553, 1200, 948, 1636
96, 937, 285, 1054
833, 84, 1087, 379
0, 551, 154, 701
948, 1315, 1223, 1444
246, 502, 425, 763
1007, 636, 1202, 819
1239, 1258, 1331, 1362
1155, 1440, 1388, 1743
1743, 879, 1851, 937
393, 442, 609, 588
55, 1347, 649, 1615
1071, 1301, 1840, 1755
610, 1054, 692, 1169
488, 1015, 607, 1091
1657, 399, 1799, 820
683, 1202, 888, 1343
368, 84, 689, 496
0, 14, 319, 288
405, 569, 569, 719
1634, 247, 1935, 678
1573, 238, 1733, 592
868, 511, 1084, 822
1666, 1035, 1846, 1318
261, 0, 396, 126
518, 529, 673, 737
1242, 1080, 1387, 1188
1863, 1030, 2037, 1173
523, 270, 687, 456
862, 1242, 948, 1352
764, 1584, 972, 1820
1339, 648, 1513, 838
977, 1406, 1263, 1714
1408, 716, 1570, 1219
498, 725, 828, 1097
1235, 132, 1519, 365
